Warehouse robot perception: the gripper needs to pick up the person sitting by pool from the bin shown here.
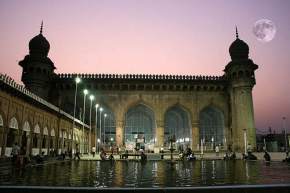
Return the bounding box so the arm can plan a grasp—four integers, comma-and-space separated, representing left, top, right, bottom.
224, 152, 230, 160
244, 152, 257, 160
100, 148, 108, 160
140, 151, 147, 162
264, 151, 271, 162
230, 152, 236, 160
109, 153, 114, 161
187, 152, 196, 161
282, 151, 290, 162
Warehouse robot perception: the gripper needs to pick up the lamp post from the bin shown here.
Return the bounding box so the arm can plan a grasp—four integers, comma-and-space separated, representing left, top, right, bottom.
95, 104, 99, 153
104, 113, 107, 144
82, 89, 88, 154
72, 77, 81, 153
243, 128, 247, 155
99, 107, 103, 149
283, 117, 288, 152
89, 95, 94, 155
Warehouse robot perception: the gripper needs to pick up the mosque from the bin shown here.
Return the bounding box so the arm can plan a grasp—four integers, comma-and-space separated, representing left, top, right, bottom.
0, 24, 258, 156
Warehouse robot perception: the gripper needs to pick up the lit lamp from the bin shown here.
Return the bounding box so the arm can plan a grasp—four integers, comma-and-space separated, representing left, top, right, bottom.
72, 77, 81, 153
82, 89, 88, 154
103, 113, 107, 144
89, 95, 94, 155
95, 104, 99, 153
99, 107, 103, 148
97, 138, 100, 153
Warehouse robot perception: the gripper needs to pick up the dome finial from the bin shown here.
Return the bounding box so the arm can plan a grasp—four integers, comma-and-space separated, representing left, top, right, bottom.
235, 25, 239, 39
40, 21, 43, 34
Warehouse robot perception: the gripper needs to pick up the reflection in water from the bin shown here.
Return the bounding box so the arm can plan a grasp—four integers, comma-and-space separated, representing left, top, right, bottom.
0, 160, 290, 187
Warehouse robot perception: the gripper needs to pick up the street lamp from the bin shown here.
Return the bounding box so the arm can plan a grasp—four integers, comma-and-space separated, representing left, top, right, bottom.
243, 128, 247, 155
82, 89, 88, 154
104, 113, 107, 144
97, 138, 100, 153
95, 104, 99, 153
99, 107, 103, 148
89, 95, 94, 155
283, 117, 288, 152
72, 77, 81, 153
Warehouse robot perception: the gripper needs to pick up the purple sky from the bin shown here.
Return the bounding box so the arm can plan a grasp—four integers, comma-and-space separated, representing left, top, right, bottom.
1, 0, 289, 133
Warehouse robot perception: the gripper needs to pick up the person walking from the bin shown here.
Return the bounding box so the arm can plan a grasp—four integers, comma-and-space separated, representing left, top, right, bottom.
215, 145, 220, 157
11, 142, 20, 165
74, 144, 80, 160
92, 146, 96, 157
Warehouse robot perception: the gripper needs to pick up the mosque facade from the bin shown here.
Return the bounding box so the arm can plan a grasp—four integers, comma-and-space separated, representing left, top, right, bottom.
16, 25, 258, 153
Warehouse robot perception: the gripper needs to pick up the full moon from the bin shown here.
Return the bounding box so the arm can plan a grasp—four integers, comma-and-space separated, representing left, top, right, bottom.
253, 19, 276, 42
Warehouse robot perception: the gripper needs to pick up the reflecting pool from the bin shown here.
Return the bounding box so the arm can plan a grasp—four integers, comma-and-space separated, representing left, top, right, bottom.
0, 160, 290, 187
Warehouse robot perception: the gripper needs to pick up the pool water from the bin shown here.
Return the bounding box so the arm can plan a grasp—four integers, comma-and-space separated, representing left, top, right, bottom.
0, 160, 290, 187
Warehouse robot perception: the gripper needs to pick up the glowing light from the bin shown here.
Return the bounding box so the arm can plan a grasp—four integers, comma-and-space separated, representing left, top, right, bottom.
75, 77, 81, 83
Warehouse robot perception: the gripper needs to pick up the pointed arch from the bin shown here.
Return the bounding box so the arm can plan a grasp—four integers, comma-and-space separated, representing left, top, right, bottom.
0, 114, 3, 127
199, 106, 225, 146
23, 121, 31, 132
50, 129, 55, 137
34, 124, 40, 134
9, 117, 18, 130
124, 103, 156, 150
164, 105, 191, 150
43, 127, 48, 135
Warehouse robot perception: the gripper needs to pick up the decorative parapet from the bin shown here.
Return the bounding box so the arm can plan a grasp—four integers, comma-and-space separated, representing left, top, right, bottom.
0, 73, 89, 128
57, 73, 226, 81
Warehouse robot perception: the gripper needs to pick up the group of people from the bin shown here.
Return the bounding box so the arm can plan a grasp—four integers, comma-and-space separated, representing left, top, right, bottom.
11, 142, 30, 167
179, 147, 196, 161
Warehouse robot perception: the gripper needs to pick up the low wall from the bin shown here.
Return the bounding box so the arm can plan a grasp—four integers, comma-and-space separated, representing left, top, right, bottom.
0, 184, 290, 193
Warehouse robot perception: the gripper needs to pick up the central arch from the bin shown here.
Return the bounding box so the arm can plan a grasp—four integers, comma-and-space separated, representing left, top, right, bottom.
164, 106, 191, 151
199, 106, 225, 149
124, 104, 156, 151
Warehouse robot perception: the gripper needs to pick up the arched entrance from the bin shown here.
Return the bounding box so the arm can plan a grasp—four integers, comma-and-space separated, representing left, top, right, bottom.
42, 127, 48, 155
5, 117, 19, 156
22, 121, 31, 155
32, 124, 41, 155
165, 106, 191, 152
124, 104, 156, 152
199, 106, 225, 150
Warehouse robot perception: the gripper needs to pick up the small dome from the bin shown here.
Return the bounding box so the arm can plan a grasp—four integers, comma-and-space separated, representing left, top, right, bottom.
29, 33, 50, 56
229, 38, 249, 61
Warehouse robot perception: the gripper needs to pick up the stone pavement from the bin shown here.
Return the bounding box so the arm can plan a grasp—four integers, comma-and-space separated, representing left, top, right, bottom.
80, 152, 288, 161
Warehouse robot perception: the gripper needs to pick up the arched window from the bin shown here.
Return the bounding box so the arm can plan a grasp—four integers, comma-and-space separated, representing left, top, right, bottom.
165, 106, 191, 151
199, 107, 225, 148
124, 104, 156, 150
33, 124, 40, 148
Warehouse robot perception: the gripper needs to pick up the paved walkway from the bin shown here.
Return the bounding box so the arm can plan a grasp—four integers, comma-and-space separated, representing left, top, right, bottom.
80, 152, 288, 161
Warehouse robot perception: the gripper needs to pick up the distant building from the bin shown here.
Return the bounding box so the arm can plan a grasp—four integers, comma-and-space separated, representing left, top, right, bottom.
15, 25, 259, 152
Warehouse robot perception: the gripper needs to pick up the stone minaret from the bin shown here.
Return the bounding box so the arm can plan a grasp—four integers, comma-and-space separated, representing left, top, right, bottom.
224, 28, 258, 151
19, 22, 56, 100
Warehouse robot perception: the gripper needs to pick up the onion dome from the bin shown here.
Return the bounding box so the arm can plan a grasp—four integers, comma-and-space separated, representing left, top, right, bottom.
29, 21, 50, 56
229, 27, 249, 60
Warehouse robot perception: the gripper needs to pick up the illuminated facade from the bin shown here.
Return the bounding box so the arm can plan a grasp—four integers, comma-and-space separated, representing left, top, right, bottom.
18, 26, 258, 152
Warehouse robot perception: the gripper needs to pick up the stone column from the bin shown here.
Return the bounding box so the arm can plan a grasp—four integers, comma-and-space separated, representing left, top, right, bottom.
156, 120, 164, 148
191, 122, 199, 151
116, 120, 124, 147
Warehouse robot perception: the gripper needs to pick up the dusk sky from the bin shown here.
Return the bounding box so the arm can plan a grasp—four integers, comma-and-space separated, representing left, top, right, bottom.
0, 0, 289, 133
